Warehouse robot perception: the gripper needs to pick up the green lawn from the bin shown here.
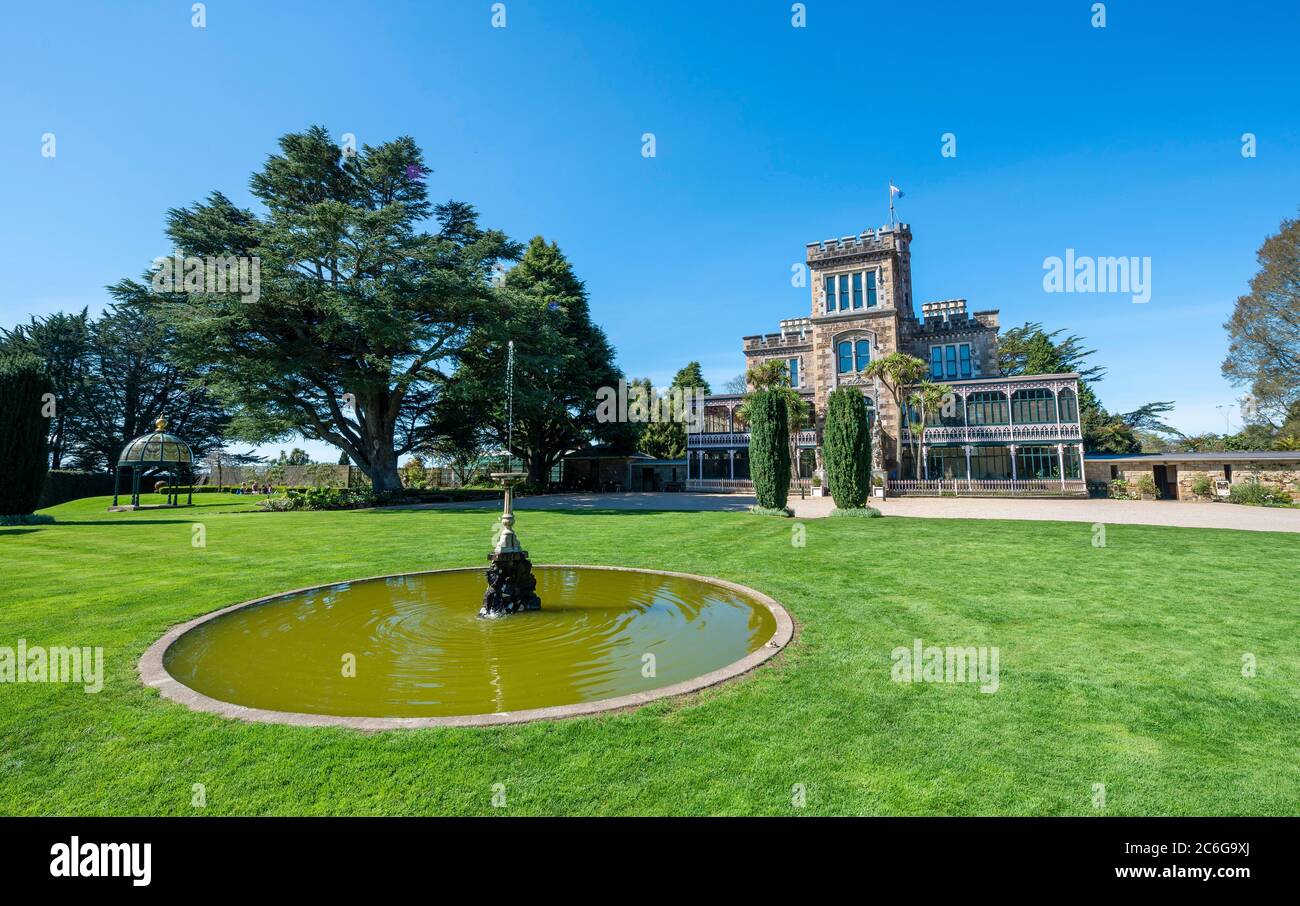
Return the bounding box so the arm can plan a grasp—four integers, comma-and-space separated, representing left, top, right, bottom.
1, 494, 1296, 816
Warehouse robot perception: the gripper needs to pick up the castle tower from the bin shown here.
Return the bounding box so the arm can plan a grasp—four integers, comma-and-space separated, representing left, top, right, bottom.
802, 225, 913, 448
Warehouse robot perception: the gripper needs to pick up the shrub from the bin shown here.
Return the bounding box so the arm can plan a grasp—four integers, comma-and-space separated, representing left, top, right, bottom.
1133, 474, 1158, 499
749, 505, 793, 517
0, 514, 55, 526
257, 496, 299, 512
1108, 478, 1134, 500
1189, 475, 1214, 499
748, 389, 790, 510
258, 487, 376, 511
823, 387, 871, 509
0, 356, 54, 516
830, 506, 882, 518
1228, 481, 1292, 507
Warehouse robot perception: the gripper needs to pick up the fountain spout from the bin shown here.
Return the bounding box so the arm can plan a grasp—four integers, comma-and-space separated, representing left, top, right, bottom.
481, 471, 542, 617
480, 340, 541, 617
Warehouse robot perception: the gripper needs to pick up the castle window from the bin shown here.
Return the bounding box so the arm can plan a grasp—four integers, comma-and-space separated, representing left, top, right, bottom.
837, 341, 853, 373
855, 339, 870, 370
787, 357, 800, 388
824, 271, 877, 313
930, 342, 974, 379
837, 338, 871, 374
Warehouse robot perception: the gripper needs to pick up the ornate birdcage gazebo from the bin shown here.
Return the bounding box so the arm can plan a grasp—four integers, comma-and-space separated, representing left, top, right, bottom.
109, 418, 195, 511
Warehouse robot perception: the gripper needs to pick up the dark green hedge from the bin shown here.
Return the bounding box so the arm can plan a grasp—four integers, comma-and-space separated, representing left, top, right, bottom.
0, 356, 53, 516
824, 387, 872, 508
37, 471, 117, 509
748, 389, 790, 510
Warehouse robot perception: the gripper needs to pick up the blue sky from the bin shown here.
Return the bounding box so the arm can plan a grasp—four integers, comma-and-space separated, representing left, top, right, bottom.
3, 0, 1298, 460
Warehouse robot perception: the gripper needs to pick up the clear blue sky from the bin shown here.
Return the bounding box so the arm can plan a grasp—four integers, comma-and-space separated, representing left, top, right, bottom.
4, 0, 1298, 460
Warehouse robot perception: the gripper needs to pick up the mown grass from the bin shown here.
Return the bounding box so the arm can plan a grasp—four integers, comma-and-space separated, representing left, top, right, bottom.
0, 494, 1296, 816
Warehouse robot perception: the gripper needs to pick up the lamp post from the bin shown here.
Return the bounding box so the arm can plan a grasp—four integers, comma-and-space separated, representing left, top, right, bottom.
1215, 404, 1232, 435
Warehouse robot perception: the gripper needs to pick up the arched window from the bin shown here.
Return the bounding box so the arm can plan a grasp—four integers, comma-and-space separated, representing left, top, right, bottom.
1012, 388, 1056, 424
837, 341, 853, 374
1057, 388, 1078, 423
838, 337, 871, 374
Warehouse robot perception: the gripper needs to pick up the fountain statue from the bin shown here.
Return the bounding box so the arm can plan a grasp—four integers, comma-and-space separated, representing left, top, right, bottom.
480, 340, 542, 618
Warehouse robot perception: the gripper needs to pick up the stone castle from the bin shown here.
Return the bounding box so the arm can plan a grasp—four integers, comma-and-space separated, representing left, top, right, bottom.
687, 223, 1087, 492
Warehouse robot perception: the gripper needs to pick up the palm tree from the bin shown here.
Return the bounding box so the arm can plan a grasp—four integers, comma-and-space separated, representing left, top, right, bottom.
739, 359, 810, 483
905, 380, 952, 479
863, 352, 927, 472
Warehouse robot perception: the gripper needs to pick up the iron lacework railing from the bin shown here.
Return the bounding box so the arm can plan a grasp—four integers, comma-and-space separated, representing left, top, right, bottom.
889, 478, 1088, 496
688, 430, 818, 448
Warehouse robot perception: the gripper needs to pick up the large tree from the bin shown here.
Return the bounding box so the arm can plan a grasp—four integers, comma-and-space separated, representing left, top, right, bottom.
637, 361, 712, 460
1000, 322, 1176, 453
1222, 213, 1300, 420
70, 300, 229, 471
150, 126, 516, 492
449, 236, 627, 486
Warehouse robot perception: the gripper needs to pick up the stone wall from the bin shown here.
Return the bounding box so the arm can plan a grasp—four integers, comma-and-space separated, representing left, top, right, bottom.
1085, 459, 1300, 501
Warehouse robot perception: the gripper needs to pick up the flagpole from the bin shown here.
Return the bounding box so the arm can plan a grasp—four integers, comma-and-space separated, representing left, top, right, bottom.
888, 179, 895, 228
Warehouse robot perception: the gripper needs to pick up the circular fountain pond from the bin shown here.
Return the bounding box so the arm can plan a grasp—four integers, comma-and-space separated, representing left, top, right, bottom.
141, 566, 792, 728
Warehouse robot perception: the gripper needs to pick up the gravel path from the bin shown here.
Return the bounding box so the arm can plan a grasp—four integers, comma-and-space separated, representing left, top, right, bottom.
389, 492, 1300, 533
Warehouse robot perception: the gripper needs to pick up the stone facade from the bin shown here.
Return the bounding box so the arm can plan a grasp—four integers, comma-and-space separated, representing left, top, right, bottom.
739, 224, 1015, 471
689, 222, 1086, 492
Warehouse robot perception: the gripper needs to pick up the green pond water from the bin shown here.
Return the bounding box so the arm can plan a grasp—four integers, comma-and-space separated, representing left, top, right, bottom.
163, 567, 777, 718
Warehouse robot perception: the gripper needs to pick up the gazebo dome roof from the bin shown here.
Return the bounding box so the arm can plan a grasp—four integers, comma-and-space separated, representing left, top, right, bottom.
118, 418, 194, 466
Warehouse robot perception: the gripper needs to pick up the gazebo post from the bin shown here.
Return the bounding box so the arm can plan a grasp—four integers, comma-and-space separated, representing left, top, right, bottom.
186, 466, 193, 506
131, 467, 141, 508
112, 466, 121, 507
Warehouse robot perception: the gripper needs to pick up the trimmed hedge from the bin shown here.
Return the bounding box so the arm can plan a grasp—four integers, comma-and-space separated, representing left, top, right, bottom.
0, 356, 53, 516
37, 470, 117, 509
748, 389, 790, 510
824, 387, 872, 509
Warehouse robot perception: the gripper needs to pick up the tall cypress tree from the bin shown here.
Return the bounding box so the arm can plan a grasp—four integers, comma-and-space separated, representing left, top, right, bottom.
824, 387, 871, 508
637, 361, 713, 460
748, 389, 789, 509
0, 356, 54, 516
448, 236, 626, 486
